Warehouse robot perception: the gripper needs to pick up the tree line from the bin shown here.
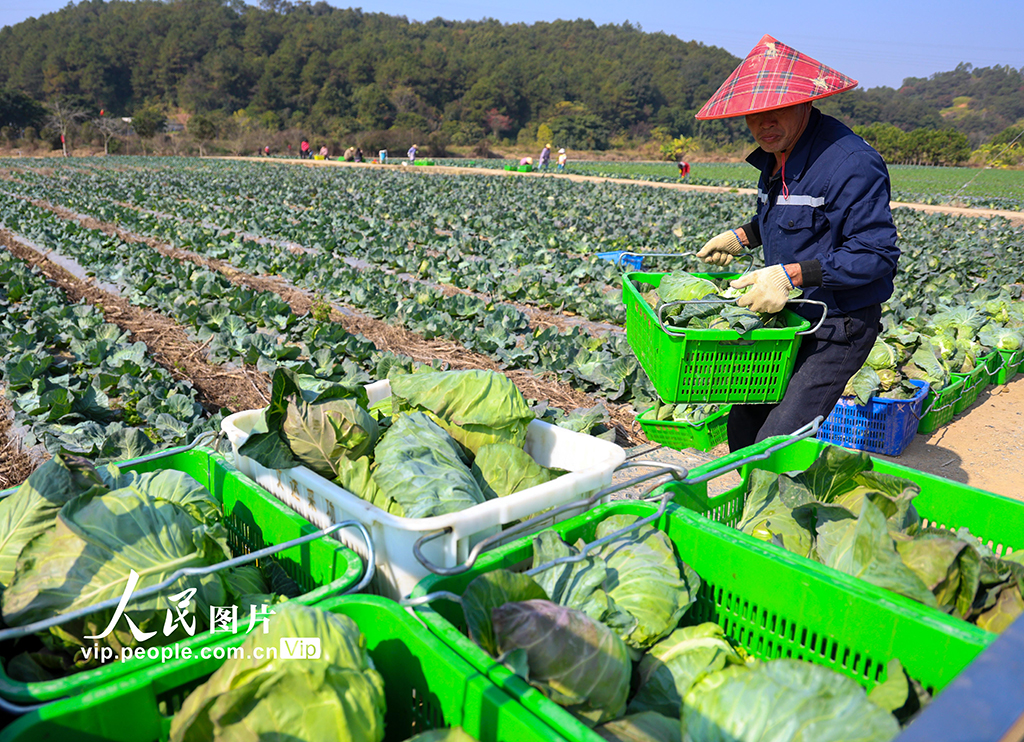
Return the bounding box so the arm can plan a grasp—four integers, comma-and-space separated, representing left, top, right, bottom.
0, 0, 1022, 164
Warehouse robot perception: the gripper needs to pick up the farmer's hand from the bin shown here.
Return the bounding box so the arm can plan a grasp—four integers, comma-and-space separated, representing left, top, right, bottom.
731, 265, 792, 314
696, 230, 744, 266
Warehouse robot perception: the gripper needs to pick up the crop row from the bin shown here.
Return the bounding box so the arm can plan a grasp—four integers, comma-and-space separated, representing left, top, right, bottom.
0, 246, 214, 460
0, 173, 663, 410
0, 193, 649, 446
13, 158, 1024, 321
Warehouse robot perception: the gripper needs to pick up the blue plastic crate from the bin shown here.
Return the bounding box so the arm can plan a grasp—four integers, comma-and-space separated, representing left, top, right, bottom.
817, 379, 929, 456
596, 250, 643, 271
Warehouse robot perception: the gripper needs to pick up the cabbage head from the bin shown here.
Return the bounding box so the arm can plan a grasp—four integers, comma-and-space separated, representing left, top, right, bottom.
979, 323, 1023, 352
493, 599, 631, 725
629, 623, 747, 718
170, 602, 386, 742
656, 273, 719, 304
371, 412, 486, 518
866, 340, 900, 371
389, 369, 534, 455
238, 367, 378, 478
471, 443, 564, 499
681, 660, 900, 742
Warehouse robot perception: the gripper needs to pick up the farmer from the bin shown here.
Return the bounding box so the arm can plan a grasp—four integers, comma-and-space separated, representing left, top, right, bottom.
408, 144, 418, 163
519, 156, 533, 167
319, 145, 329, 160
677, 158, 690, 181
539, 143, 551, 169
693, 34, 898, 452
300, 139, 310, 159
556, 148, 567, 172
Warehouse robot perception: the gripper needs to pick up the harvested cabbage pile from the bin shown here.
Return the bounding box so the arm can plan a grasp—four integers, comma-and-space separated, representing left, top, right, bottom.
239, 367, 563, 518
458, 514, 912, 740
0, 454, 300, 682
638, 272, 797, 333
735, 445, 1024, 632
843, 300, 1024, 405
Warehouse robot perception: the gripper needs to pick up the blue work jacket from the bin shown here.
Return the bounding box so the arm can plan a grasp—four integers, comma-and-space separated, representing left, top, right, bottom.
745, 108, 899, 318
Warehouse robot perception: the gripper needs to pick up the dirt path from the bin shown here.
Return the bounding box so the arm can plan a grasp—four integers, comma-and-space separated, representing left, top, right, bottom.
876, 375, 1024, 502
231, 156, 1024, 225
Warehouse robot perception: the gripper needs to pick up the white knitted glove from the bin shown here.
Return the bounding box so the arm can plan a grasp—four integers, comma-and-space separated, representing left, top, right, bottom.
696, 230, 744, 266
731, 265, 792, 314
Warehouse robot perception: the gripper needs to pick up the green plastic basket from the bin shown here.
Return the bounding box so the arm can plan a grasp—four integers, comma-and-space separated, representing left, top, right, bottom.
636, 404, 731, 451
993, 348, 1024, 385
411, 501, 992, 742
0, 596, 559, 742
950, 359, 990, 415
661, 436, 1024, 630
0, 447, 366, 704
917, 376, 964, 434
623, 272, 812, 404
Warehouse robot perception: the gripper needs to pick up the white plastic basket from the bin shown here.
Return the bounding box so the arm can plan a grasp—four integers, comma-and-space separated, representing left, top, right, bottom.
221, 380, 626, 599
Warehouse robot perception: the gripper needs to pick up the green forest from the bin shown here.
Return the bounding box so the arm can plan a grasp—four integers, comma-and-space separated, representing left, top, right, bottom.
1, 0, 1023, 162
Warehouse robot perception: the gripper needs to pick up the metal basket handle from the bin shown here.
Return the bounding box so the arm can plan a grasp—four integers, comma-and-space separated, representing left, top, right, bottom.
0, 519, 374, 646
615, 251, 755, 275
410, 459, 694, 579
656, 296, 827, 340
407, 415, 823, 603
524, 416, 822, 577
640, 415, 822, 497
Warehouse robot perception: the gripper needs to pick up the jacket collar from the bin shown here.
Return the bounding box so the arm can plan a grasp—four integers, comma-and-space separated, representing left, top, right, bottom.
745, 107, 822, 183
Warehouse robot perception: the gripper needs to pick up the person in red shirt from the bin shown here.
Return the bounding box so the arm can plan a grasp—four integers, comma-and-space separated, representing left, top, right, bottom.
300, 140, 310, 159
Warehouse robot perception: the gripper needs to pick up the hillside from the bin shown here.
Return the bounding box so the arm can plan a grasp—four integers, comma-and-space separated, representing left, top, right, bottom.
0, 0, 1022, 149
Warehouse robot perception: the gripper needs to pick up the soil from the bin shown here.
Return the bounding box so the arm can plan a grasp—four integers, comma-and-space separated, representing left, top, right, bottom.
875, 376, 1024, 502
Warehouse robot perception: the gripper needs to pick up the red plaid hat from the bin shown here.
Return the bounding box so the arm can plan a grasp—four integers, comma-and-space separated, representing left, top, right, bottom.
696, 35, 857, 120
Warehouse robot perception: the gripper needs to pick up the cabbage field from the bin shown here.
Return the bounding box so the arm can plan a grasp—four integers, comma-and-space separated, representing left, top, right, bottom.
0, 155, 1022, 477
1, 156, 1024, 740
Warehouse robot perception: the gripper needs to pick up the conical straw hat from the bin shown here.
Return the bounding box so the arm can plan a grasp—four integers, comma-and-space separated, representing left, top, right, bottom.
696, 34, 857, 120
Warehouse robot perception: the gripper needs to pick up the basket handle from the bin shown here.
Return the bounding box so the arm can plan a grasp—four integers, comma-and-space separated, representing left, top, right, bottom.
404, 417, 824, 609
410, 416, 824, 583
410, 459, 694, 578
916, 380, 961, 421
399, 417, 823, 605
642, 415, 823, 496
615, 252, 755, 274
656, 294, 824, 340
787, 300, 829, 335
0, 520, 373, 646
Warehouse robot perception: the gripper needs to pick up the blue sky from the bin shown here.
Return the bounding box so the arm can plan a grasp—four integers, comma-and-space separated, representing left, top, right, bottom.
2, 0, 1022, 90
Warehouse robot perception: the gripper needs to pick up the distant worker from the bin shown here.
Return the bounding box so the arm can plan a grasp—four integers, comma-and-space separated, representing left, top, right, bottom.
319, 145, 329, 160
677, 158, 690, 181
556, 148, 567, 172
300, 140, 310, 159
539, 143, 551, 170
692, 34, 898, 452
344, 146, 356, 162
379, 149, 388, 164
355, 147, 363, 163
408, 144, 418, 163
264, 145, 270, 157
519, 156, 533, 167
